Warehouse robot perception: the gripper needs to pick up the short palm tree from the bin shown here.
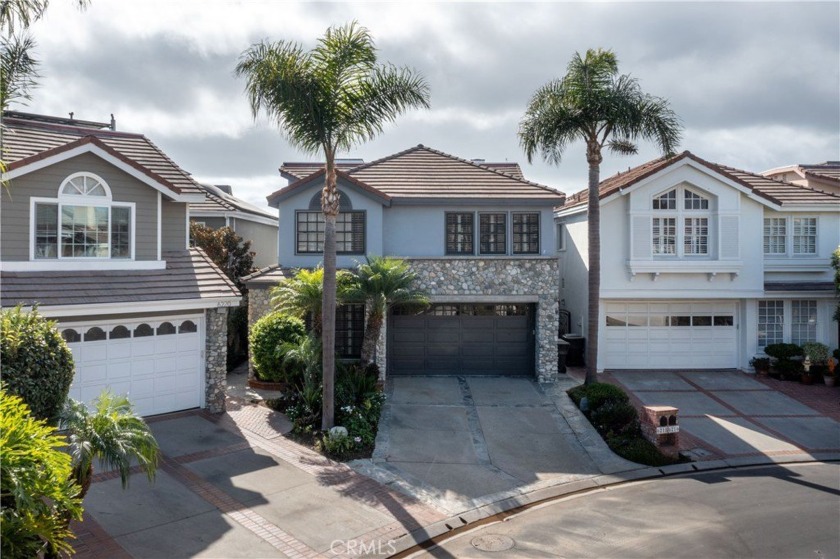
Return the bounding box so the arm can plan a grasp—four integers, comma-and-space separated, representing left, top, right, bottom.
236, 21, 429, 429
519, 48, 681, 385
343, 256, 429, 366
59, 391, 159, 500
271, 268, 328, 335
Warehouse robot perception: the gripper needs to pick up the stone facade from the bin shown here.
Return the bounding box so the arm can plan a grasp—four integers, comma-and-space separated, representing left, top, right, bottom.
404, 257, 560, 382
247, 285, 274, 378
204, 307, 228, 413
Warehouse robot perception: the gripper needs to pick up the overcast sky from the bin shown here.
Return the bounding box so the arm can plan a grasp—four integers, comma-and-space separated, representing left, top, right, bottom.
20, 1, 840, 211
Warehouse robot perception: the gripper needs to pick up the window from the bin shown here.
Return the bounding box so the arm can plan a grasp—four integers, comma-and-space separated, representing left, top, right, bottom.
295, 211, 365, 254
556, 223, 566, 251
758, 301, 784, 348
446, 213, 474, 255
650, 187, 711, 258
791, 300, 817, 345
792, 217, 817, 255
512, 213, 540, 254
479, 213, 506, 254
336, 304, 364, 359
763, 218, 787, 254
33, 173, 133, 260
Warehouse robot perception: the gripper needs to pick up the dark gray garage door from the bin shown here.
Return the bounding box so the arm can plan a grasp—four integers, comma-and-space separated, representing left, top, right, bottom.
388, 303, 535, 376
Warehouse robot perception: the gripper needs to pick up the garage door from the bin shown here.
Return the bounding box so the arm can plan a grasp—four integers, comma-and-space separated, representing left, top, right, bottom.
389, 303, 535, 376
603, 302, 737, 369
60, 316, 204, 417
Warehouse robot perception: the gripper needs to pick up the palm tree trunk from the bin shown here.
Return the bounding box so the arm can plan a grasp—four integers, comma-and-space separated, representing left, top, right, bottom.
360, 311, 384, 366
585, 153, 601, 385
321, 158, 339, 430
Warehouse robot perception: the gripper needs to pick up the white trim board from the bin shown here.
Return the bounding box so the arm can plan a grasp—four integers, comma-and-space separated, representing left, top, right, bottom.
1, 260, 166, 272
19, 297, 242, 317
189, 210, 279, 227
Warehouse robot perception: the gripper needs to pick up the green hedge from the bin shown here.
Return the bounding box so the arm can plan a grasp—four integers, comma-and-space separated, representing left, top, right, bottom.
1, 306, 75, 423
249, 312, 306, 382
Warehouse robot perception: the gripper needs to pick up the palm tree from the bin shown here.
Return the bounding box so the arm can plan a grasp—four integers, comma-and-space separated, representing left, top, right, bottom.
1, 33, 39, 111
519, 49, 681, 385
343, 256, 429, 366
59, 391, 159, 500
270, 267, 355, 336
236, 21, 429, 429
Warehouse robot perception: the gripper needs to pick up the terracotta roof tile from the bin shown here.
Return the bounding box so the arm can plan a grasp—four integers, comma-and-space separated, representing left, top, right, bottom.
0, 248, 240, 308
190, 183, 277, 220
241, 264, 289, 285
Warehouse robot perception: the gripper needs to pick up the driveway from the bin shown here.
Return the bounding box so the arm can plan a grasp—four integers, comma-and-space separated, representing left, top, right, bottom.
606, 371, 840, 461
355, 376, 636, 513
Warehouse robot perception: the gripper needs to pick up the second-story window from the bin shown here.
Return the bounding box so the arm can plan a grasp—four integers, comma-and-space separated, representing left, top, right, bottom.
446, 212, 474, 255
763, 218, 787, 254
512, 213, 540, 254
33, 173, 133, 260
651, 187, 710, 257
296, 211, 365, 254
479, 213, 506, 254
792, 217, 817, 255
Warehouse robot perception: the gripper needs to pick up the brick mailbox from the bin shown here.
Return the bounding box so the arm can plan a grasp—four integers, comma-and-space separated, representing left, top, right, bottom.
641, 405, 679, 456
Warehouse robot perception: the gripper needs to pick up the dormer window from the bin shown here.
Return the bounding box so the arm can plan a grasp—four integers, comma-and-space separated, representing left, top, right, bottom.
32, 172, 134, 260
651, 187, 710, 257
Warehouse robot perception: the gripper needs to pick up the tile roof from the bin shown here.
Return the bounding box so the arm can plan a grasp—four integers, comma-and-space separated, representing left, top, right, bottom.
800, 162, 840, 183
241, 264, 288, 286
0, 249, 241, 308
280, 161, 360, 181
190, 183, 278, 221
561, 151, 840, 210
1, 114, 204, 197
269, 145, 563, 205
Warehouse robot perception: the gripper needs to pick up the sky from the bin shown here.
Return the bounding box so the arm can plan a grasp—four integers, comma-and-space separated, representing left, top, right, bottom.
17, 1, 840, 211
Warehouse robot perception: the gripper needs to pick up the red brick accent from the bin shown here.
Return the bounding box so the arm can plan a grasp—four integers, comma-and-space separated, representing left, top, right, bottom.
755, 377, 840, 422
70, 512, 132, 559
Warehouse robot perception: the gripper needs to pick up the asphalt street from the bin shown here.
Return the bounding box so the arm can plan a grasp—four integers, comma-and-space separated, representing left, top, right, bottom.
411, 462, 840, 559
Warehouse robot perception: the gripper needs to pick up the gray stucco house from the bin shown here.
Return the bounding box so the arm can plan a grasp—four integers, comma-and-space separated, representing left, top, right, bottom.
0, 111, 241, 415
245, 145, 565, 382
189, 183, 279, 269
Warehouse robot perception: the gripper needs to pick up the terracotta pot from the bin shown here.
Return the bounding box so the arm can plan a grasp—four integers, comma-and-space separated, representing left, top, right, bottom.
824, 375, 836, 387
801, 373, 815, 385
248, 378, 288, 391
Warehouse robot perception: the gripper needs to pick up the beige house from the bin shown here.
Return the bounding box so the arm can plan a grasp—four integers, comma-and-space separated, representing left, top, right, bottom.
762, 161, 840, 195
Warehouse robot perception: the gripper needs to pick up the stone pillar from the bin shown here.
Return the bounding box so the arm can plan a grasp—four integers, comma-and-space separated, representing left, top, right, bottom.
536, 295, 559, 383
246, 286, 273, 379
205, 307, 228, 414
640, 405, 680, 457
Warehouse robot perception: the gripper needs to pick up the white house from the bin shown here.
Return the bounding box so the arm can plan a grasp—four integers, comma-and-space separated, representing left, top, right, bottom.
555, 151, 839, 372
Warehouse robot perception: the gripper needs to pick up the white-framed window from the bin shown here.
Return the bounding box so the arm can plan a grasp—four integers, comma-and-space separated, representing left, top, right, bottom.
32, 172, 134, 260
763, 218, 787, 254
792, 217, 817, 255
758, 300, 784, 348
556, 223, 566, 252
651, 186, 711, 257
791, 300, 817, 345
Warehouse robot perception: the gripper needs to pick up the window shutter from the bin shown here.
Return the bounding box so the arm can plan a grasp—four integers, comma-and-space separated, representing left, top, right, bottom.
720, 215, 739, 258
632, 216, 651, 258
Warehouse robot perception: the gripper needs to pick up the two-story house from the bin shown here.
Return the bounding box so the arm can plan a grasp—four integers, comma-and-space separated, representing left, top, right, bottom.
244, 145, 566, 381
189, 183, 279, 269
0, 112, 241, 415
555, 151, 839, 372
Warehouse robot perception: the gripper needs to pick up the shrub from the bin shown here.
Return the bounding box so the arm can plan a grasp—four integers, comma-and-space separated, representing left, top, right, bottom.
249, 312, 306, 383
568, 382, 629, 412
1, 306, 75, 423
801, 342, 830, 364
607, 435, 678, 467
0, 389, 83, 558
591, 401, 640, 436
317, 431, 355, 460
764, 343, 804, 361
336, 363, 379, 408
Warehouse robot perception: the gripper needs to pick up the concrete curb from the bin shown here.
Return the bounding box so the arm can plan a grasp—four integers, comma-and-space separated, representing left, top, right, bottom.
388, 455, 840, 557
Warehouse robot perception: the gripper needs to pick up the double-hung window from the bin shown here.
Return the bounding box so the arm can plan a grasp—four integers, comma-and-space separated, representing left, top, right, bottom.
446, 212, 474, 255
792, 217, 817, 255
33, 173, 133, 260
651, 187, 710, 257
296, 211, 365, 254
512, 213, 540, 254
791, 300, 817, 345
763, 218, 787, 255
757, 300, 784, 348
479, 213, 506, 254
763, 216, 818, 257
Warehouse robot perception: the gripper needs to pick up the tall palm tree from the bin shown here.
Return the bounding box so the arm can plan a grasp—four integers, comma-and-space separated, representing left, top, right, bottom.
236, 21, 429, 429
519, 49, 681, 385
1, 33, 39, 111
343, 256, 429, 366
59, 391, 159, 500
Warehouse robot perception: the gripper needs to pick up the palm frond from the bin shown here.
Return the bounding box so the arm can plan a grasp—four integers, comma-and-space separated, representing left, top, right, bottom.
1, 32, 40, 111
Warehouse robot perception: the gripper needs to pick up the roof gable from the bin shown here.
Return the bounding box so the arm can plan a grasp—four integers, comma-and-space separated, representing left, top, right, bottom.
267, 168, 392, 208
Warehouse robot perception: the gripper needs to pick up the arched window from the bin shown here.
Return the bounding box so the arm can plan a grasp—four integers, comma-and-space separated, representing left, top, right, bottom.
33, 172, 133, 260
157, 322, 176, 335
651, 185, 712, 257
297, 190, 365, 255
62, 329, 81, 343
84, 327, 107, 342
134, 324, 154, 337
109, 325, 131, 339
178, 320, 198, 333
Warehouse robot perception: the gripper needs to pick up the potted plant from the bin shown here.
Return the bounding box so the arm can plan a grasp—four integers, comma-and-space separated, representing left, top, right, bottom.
749, 356, 771, 376
764, 343, 804, 381
802, 342, 831, 384
825, 357, 836, 387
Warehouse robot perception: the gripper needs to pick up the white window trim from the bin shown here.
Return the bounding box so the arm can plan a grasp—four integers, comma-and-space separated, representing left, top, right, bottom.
650, 186, 712, 259
757, 299, 820, 349
791, 216, 818, 257
762, 217, 788, 256
30, 196, 137, 262
556, 223, 566, 252
763, 215, 820, 261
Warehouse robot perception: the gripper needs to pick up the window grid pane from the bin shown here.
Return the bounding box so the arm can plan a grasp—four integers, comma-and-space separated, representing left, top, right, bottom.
792, 218, 816, 254
653, 190, 676, 210
758, 300, 784, 348
336, 304, 364, 358
296, 211, 364, 254
684, 190, 709, 210
479, 213, 507, 254
652, 217, 676, 255
763, 218, 786, 254
512, 213, 539, 254
35, 203, 59, 259
791, 300, 817, 345
684, 217, 708, 255
111, 206, 131, 258
446, 213, 474, 254
61, 205, 109, 257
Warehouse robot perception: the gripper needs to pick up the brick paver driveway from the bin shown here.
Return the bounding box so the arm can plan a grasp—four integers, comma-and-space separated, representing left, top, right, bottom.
605, 370, 840, 461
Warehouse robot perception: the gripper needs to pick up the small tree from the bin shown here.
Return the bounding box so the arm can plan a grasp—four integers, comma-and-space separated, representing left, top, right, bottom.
270, 268, 355, 337
1, 306, 75, 423
832, 246, 840, 322
0, 389, 83, 558
190, 223, 255, 291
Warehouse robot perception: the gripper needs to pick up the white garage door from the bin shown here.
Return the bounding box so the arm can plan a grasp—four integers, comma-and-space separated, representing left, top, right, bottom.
60, 315, 204, 417
603, 302, 737, 369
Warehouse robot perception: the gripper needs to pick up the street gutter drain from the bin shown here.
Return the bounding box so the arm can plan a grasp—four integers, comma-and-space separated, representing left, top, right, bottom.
471, 534, 515, 552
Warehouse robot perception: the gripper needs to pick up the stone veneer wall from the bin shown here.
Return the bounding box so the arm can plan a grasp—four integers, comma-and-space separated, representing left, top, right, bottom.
247, 285, 274, 378
205, 307, 228, 413
404, 257, 560, 383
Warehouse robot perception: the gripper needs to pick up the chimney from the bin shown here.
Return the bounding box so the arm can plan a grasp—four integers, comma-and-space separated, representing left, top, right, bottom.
110, 114, 116, 131
215, 184, 233, 195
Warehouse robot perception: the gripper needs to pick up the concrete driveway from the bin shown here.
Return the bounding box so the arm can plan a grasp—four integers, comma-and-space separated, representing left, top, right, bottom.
357, 376, 634, 513
607, 371, 840, 461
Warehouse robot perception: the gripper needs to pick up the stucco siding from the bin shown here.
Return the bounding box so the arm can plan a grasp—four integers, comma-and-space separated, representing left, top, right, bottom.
231, 218, 279, 269
557, 212, 589, 337
192, 216, 226, 229
1, 152, 158, 261
161, 200, 187, 252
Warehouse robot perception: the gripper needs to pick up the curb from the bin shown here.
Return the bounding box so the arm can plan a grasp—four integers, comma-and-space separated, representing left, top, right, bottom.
389, 454, 840, 557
